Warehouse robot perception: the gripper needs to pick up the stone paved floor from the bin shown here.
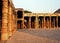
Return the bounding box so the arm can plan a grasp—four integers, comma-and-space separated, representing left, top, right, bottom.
4, 29, 60, 43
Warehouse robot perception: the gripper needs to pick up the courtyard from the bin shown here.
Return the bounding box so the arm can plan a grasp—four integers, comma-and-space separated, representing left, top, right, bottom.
3, 29, 60, 43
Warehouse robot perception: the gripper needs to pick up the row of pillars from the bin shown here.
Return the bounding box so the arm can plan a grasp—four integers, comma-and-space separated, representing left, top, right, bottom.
23, 16, 58, 29
1, 0, 16, 40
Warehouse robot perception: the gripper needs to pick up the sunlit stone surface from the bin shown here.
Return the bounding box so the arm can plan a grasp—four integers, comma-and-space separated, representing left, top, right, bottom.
0, 0, 60, 43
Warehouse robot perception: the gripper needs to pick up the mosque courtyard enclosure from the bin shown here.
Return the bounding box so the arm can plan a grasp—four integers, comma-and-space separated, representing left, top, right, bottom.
0, 0, 60, 41
16, 9, 60, 29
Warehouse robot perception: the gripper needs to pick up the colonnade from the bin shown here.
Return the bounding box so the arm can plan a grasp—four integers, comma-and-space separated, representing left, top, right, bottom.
1, 0, 16, 40
23, 16, 58, 29
1, 0, 59, 41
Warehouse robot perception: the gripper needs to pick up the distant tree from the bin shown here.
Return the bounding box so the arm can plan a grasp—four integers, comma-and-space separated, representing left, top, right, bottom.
24, 10, 32, 13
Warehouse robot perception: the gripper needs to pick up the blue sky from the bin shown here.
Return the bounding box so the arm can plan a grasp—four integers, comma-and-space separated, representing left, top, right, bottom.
12, 0, 60, 13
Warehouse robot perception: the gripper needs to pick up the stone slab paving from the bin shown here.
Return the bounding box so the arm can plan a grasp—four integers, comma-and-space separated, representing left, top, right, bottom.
5, 29, 60, 43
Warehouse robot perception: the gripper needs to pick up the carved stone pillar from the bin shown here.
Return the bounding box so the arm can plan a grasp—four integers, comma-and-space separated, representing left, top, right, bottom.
47, 19, 49, 28
53, 18, 55, 28
50, 16, 51, 28
1, 0, 8, 40
22, 19, 24, 29
11, 13, 13, 34
44, 16, 46, 29
35, 16, 38, 29
42, 18, 44, 28
12, 14, 15, 33
14, 14, 16, 32
15, 10, 17, 29
56, 16, 58, 28
8, 4, 12, 36
14, 15, 17, 31
28, 17, 31, 29
12, 13, 16, 34
21, 20, 23, 29
21, 11, 24, 29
